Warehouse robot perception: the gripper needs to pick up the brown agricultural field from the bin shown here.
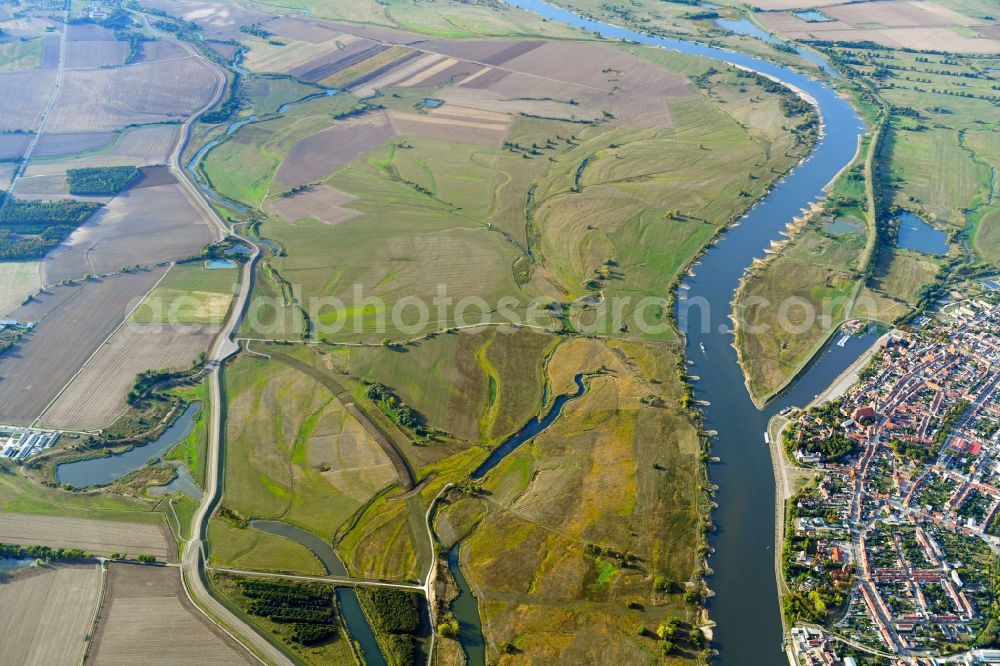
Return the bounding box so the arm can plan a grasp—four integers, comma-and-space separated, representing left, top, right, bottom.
31, 131, 119, 159
268, 184, 360, 225
385, 107, 509, 146
45, 58, 217, 133
0, 71, 56, 132
0, 267, 167, 425
0, 564, 102, 666
132, 39, 188, 63
0, 512, 172, 559
0, 132, 30, 160
40, 324, 218, 430
88, 563, 253, 666
43, 178, 217, 284
760, 1, 1000, 53
64, 40, 127, 69
274, 110, 396, 187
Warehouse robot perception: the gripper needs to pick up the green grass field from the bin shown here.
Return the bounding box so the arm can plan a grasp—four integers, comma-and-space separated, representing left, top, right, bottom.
207, 517, 326, 575
0, 461, 165, 523
0, 38, 41, 71
202, 93, 362, 205
131, 262, 237, 325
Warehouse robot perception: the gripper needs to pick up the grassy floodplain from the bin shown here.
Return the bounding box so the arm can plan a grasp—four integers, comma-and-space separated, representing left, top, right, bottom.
734, 38, 1000, 405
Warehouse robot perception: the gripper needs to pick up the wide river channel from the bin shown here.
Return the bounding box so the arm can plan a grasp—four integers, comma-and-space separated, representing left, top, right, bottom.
502, 1, 869, 662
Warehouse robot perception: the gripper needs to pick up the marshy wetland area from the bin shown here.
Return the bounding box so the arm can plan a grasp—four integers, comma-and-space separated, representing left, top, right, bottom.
0, 0, 997, 665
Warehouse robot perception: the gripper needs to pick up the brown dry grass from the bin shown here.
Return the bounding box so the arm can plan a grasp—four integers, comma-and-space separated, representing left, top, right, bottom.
0, 564, 102, 666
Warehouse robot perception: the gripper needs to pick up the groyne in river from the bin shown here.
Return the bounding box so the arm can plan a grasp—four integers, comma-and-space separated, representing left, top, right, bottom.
501, 1, 869, 661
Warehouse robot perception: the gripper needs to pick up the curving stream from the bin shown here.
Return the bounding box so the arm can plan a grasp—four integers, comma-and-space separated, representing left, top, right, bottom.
500, 1, 870, 662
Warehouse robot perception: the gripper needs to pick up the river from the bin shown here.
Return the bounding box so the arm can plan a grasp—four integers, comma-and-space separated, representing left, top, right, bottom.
500, 1, 869, 662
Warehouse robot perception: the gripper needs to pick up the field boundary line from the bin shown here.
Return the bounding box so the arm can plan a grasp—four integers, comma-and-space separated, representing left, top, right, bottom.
32, 265, 173, 427
81, 560, 108, 666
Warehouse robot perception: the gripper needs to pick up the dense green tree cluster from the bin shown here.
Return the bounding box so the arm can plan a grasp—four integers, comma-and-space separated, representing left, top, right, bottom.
358, 588, 422, 665
365, 382, 428, 436
236, 578, 339, 646
67, 166, 140, 195
0, 542, 89, 561
0, 198, 102, 259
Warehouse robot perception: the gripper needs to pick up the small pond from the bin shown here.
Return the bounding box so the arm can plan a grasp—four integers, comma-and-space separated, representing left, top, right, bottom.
897, 211, 948, 255
56, 402, 202, 488
715, 18, 777, 43
793, 10, 832, 22
824, 216, 864, 236
422, 98, 444, 108
205, 259, 238, 270
147, 463, 202, 501
0, 556, 34, 572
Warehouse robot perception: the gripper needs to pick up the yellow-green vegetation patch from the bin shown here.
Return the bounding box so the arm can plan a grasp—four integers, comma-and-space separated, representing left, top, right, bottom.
318, 45, 414, 88
208, 518, 325, 575
736, 256, 858, 406
450, 338, 704, 661
0, 460, 164, 523
0, 37, 42, 71
266, 137, 530, 340
201, 93, 362, 205
888, 125, 990, 226
131, 262, 236, 325
0, 260, 42, 316
221, 356, 396, 544
164, 381, 210, 485
873, 250, 941, 306
341, 327, 557, 443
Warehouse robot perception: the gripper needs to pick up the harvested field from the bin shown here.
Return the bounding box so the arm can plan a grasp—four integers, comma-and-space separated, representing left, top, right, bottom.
0, 131, 30, 160
0, 512, 172, 559
744, 0, 846, 7
41, 323, 218, 430
45, 58, 217, 133
32, 131, 118, 158
25, 125, 180, 174
268, 16, 343, 43
133, 39, 188, 63
274, 110, 395, 187
65, 40, 127, 69
243, 32, 354, 74
268, 184, 360, 225
142, 0, 274, 37
324, 45, 419, 89
66, 23, 116, 41
88, 563, 253, 665
41, 35, 59, 70
0, 71, 56, 132
0, 564, 102, 666
355, 51, 447, 93
386, 107, 509, 146
285, 39, 382, 82
0, 260, 42, 316
761, 1, 1000, 52
43, 180, 216, 284
0, 267, 167, 425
